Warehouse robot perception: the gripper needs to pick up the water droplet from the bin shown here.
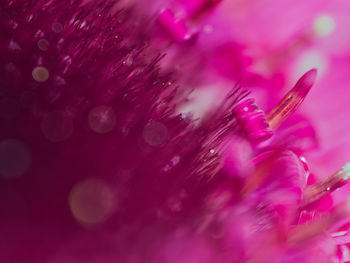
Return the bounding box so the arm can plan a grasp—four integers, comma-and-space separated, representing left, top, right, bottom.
314, 14, 335, 37
32, 66, 49, 82
41, 111, 73, 142
52, 22, 63, 33
69, 178, 116, 226
37, 39, 49, 51
0, 139, 31, 178
88, 106, 116, 134
142, 121, 168, 147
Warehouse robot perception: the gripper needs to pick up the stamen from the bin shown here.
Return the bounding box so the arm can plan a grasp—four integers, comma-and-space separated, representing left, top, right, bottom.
267, 69, 317, 130
232, 98, 273, 142
301, 163, 350, 207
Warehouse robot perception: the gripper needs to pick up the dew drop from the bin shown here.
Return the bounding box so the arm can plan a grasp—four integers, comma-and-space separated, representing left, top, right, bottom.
41, 111, 73, 142
37, 39, 49, 51
52, 22, 63, 33
32, 66, 49, 82
314, 14, 335, 37
142, 121, 168, 147
69, 178, 116, 226
88, 106, 116, 134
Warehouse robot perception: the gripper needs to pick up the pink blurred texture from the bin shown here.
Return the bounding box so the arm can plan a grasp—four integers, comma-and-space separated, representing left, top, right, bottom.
1, 0, 350, 262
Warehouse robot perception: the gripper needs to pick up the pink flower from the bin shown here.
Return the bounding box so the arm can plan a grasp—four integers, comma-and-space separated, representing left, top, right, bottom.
1, 0, 350, 262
